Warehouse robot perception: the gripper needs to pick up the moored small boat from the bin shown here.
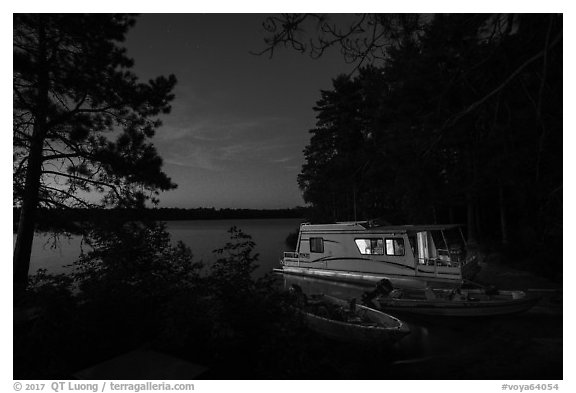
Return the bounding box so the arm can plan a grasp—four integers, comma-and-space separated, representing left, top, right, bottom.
295, 293, 410, 344
374, 287, 540, 317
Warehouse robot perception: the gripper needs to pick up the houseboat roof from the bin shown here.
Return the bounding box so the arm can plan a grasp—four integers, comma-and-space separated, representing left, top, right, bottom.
300, 222, 462, 233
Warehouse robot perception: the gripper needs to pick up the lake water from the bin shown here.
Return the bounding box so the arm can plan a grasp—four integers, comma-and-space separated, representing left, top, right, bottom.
20, 218, 303, 276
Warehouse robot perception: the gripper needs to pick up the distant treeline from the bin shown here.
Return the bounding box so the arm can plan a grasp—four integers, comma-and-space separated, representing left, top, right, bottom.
13, 207, 308, 232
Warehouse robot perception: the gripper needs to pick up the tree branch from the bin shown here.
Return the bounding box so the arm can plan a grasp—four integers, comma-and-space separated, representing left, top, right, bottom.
40, 184, 96, 208
446, 31, 562, 129
38, 197, 70, 209
41, 170, 124, 200
42, 152, 81, 162
423, 30, 562, 156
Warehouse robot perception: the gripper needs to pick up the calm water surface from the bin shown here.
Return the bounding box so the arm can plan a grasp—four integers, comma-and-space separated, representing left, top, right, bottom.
20, 218, 303, 276
167, 218, 302, 277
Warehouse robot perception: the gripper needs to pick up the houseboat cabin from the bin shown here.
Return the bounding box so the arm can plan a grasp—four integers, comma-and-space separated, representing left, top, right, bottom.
278, 221, 479, 289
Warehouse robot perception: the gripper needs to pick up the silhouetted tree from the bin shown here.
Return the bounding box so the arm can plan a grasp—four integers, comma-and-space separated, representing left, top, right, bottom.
263, 14, 562, 266
298, 67, 390, 221
13, 14, 177, 294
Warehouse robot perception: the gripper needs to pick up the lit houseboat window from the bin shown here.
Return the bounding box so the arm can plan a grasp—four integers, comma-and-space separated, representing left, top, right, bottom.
385, 238, 405, 256
309, 237, 324, 253
355, 239, 384, 255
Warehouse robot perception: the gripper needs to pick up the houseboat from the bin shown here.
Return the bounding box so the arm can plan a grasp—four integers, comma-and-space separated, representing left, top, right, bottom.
275, 221, 479, 289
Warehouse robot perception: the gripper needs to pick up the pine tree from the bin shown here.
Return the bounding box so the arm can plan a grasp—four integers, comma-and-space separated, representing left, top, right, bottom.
13, 14, 177, 294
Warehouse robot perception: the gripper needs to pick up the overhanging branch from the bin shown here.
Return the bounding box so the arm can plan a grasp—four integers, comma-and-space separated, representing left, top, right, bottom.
41, 170, 124, 201
423, 31, 562, 156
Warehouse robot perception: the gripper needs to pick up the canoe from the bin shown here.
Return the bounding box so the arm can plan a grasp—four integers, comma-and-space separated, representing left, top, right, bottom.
375, 288, 540, 317
297, 294, 410, 345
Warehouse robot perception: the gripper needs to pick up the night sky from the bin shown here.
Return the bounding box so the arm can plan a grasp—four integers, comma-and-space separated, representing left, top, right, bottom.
124, 14, 352, 209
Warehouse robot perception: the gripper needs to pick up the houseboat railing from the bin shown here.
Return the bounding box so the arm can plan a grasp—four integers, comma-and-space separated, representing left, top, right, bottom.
417, 254, 463, 268
437, 249, 465, 264
282, 252, 300, 266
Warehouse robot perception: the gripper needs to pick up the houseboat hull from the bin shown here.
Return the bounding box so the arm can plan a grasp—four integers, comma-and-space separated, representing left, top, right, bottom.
274, 265, 461, 289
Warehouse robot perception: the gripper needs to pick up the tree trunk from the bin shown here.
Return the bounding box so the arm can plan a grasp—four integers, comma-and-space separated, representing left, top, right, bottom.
332, 191, 337, 222
13, 16, 48, 297
448, 206, 455, 224
475, 203, 482, 240
499, 184, 509, 245
466, 150, 478, 245
466, 193, 477, 245
352, 184, 357, 222
13, 136, 45, 294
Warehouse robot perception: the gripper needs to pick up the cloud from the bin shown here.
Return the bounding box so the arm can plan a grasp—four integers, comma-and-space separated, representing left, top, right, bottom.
270, 156, 293, 164
154, 114, 302, 172
164, 145, 225, 172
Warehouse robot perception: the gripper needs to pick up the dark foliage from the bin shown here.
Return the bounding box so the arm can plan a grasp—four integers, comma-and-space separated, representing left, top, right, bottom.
14, 222, 303, 379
